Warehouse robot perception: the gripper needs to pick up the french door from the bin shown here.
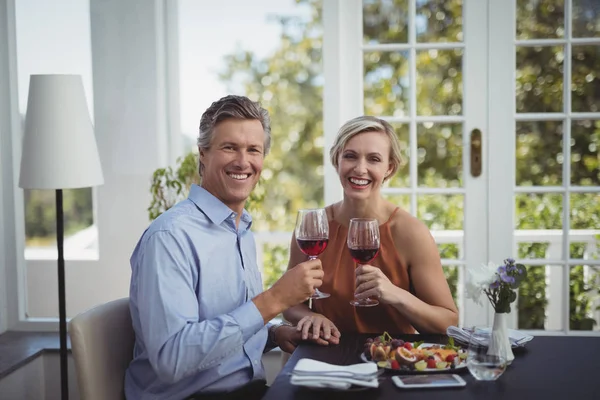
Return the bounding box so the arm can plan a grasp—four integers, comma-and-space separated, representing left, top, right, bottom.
323, 0, 600, 333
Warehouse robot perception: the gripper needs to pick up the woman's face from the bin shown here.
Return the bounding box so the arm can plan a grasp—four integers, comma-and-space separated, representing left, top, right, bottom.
337, 130, 393, 201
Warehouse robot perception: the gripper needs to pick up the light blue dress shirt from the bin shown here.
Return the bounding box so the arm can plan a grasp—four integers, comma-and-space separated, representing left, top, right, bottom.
125, 184, 271, 400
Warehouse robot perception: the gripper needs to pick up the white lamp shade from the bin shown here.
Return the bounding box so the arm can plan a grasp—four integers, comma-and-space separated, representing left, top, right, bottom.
19, 74, 104, 189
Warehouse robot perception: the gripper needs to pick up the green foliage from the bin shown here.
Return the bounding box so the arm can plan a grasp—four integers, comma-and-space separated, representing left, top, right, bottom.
262, 244, 290, 289
147, 151, 265, 220
148, 152, 199, 220
517, 244, 549, 330
24, 188, 93, 245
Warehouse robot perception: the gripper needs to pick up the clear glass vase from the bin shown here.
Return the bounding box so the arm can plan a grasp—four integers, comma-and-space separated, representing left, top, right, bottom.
489, 312, 515, 365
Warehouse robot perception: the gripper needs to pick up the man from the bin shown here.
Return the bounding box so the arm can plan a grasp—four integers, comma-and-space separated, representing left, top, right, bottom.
125, 95, 339, 400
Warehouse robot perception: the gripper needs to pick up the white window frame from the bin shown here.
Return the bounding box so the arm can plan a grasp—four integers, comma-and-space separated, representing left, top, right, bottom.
323, 0, 492, 328
490, 0, 600, 335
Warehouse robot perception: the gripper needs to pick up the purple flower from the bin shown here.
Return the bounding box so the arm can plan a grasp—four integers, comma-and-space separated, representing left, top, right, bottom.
506, 258, 515, 264
506, 264, 516, 272
500, 272, 515, 284
489, 280, 501, 289
497, 265, 507, 274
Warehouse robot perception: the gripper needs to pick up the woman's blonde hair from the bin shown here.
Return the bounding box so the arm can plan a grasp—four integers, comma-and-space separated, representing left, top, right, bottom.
329, 116, 404, 181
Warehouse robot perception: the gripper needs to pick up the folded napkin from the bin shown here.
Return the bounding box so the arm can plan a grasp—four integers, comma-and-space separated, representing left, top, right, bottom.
290, 358, 379, 390
447, 326, 534, 348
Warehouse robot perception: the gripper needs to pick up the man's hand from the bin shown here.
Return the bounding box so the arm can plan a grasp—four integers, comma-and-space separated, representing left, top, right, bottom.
253, 259, 323, 323
270, 259, 324, 309
296, 314, 341, 343
274, 325, 334, 354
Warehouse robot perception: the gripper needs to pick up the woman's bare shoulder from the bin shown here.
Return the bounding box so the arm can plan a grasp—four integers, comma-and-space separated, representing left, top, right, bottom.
389, 207, 432, 242
325, 202, 340, 221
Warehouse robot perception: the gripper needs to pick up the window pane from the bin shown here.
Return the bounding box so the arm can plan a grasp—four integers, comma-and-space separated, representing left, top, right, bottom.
386, 123, 410, 187
570, 242, 599, 260
516, 121, 563, 186
516, 0, 565, 40
572, 0, 600, 38
515, 194, 581, 263
517, 265, 559, 330
571, 193, 600, 230
416, 49, 463, 116
364, 51, 410, 116
439, 244, 460, 259
515, 193, 563, 229
518, 242, 551, 260
363, 0, 409, 44
417, 123, 462, 188
516, 46, 564, 113
16, 0, 95, 257
415, 0, 463, 43
417, 194, 464, 230
571, 120, 600, 185
571, 45, 600, 113
570, 265, 600, 331
443, 266, 460, 305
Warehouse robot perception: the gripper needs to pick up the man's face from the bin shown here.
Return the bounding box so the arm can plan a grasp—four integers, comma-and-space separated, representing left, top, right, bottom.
199, 119, 265, 213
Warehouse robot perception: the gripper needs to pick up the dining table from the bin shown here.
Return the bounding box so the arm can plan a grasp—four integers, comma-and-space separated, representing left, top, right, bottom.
263, 332, 600, 399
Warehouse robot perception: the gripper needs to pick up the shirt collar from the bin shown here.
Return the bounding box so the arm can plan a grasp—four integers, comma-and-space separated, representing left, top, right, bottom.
187, 184, 253, 229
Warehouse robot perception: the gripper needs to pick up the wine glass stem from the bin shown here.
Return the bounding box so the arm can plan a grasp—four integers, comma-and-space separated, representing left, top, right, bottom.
308, 256, 324, 295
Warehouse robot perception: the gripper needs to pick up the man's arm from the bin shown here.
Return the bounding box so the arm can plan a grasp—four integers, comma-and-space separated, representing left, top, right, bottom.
134, 230, 264, 384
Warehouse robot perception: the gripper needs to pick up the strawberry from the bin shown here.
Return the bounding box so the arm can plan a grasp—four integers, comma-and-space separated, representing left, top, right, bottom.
403, 342, 413, 350
445, 354, 456, 363
390, 359, 400, 370
426, 358, 437, 369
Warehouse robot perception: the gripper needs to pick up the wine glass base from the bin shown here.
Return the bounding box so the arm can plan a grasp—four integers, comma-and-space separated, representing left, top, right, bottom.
310, 291, 330, 299
350, 298, 379, 307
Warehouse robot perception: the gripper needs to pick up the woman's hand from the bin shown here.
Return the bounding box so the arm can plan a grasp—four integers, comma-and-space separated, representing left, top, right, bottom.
355, 264, 400, 304
296, 313, 341, 344
275, 325, 332, 353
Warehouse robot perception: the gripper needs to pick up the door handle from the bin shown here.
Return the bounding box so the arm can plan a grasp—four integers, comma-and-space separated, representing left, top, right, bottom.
470, 128, 482, 177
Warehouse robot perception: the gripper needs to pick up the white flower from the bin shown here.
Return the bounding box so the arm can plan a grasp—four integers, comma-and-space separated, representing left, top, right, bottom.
465, 262, 499, 305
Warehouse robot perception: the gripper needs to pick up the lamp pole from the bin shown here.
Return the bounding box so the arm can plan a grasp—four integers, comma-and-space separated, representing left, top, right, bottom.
56, 189, 68, 400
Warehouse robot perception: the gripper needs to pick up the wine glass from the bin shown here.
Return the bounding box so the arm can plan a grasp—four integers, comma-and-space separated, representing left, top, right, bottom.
466, 327, 507, 381
295, 208, 330, 299
347, 218, 380, 307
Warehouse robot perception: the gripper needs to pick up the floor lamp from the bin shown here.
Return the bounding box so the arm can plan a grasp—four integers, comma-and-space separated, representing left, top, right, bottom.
18, 75, 104, 400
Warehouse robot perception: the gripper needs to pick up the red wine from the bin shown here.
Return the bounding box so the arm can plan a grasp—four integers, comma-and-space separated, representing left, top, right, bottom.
349, 247, 379, 264
297, 238, 329, 256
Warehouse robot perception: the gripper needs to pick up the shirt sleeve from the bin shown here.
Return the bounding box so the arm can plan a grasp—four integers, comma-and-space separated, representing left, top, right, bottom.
132, 229, 265, 384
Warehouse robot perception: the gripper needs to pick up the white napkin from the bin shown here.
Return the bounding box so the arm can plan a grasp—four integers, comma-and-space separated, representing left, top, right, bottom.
290, 358, 379, 389
447, 326, 534, 348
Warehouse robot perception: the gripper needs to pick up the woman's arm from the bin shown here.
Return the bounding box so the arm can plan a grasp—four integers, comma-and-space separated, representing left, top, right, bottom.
355, 216, 458, 334
391, 218, 458, 333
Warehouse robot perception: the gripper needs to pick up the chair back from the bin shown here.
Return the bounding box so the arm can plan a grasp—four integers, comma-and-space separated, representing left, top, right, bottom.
69, 297, 134, 400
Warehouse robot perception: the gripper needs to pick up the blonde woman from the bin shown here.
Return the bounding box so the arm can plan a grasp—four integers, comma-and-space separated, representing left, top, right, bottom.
283, 116, 458, 342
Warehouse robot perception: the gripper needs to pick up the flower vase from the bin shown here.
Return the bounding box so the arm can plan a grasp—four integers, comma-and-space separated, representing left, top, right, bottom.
489, 312, 514, 365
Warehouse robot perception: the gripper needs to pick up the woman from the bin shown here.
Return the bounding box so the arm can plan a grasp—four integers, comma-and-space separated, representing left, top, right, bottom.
283, 116, 458, 341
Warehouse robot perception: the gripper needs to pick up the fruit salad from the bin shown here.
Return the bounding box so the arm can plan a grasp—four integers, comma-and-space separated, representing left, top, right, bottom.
362, 332, 468, 372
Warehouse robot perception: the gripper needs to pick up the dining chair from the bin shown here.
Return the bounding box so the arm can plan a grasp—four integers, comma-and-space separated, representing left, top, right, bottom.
69, 297, 134, 400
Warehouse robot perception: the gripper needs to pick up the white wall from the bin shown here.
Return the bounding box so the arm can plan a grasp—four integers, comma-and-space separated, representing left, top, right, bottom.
0, 0, 22, 334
